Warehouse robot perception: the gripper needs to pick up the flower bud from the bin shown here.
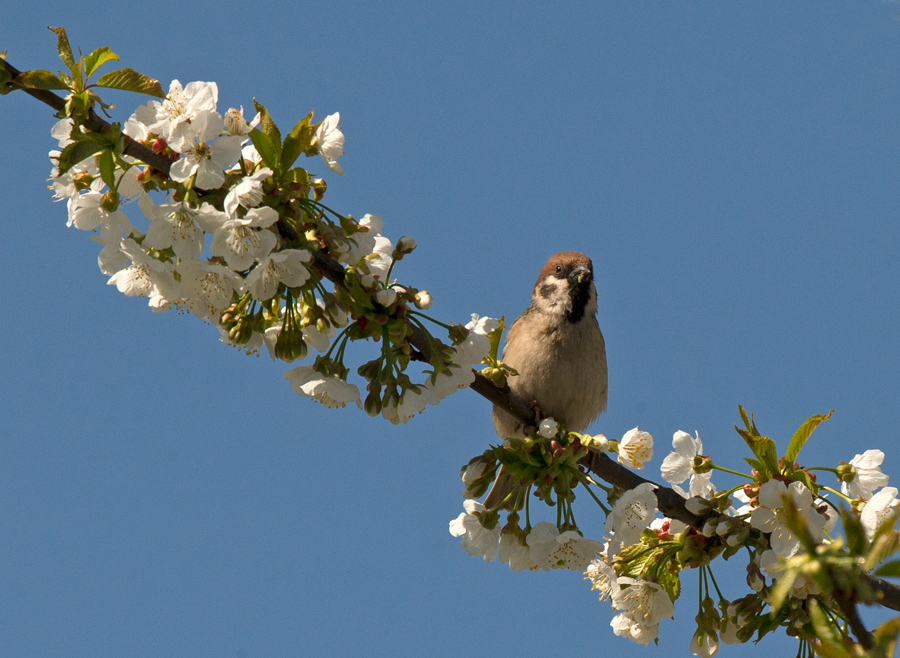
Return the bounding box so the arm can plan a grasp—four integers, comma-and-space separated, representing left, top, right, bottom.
392, 236, 417, 261
836, 461, 856, 484
538, 418, 559, 438
582, 434, 609, 453
312, 178, 327, 201
413, 290, 433, 310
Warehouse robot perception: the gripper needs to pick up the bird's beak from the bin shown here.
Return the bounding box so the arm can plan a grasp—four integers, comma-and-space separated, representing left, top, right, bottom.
571, 266, 591, 286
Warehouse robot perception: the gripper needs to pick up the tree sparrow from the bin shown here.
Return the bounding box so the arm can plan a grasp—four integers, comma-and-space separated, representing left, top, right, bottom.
484, 251, 608, 509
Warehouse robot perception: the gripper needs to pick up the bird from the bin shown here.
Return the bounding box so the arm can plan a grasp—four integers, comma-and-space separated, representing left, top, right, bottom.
483, 251, 608, 510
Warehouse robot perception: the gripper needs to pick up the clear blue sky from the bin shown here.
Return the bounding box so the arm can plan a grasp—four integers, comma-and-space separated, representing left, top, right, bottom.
3, 2, 900, 657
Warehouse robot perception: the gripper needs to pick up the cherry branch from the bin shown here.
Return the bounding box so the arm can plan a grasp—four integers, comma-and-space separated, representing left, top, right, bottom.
6, 54, 900, 614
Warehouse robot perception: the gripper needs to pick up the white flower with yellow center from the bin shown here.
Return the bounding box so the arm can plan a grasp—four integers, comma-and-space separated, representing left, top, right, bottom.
617, 427, 653, 469
169, 110, 243, 189
605, 482, 658, 557
585, 557, 620, 602
245, 249, 312, 301
526, 522, 604, 571
209, 207, 279, 272
750, 480, 826, 556
610, 579, 674, 645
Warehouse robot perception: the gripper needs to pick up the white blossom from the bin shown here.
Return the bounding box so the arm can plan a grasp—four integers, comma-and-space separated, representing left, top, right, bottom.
455, 314, 499, 365
661, 430, 713, 497
223, 167, 272, 216
313, 112, 345, 175
107, 238, 180, 311
750, 480, 827, 556
209, 206, 279, 271
617, 427, 653, 469
140, 194, 206, 260
610, 579, 674, 645
169, 110, 242, 189
448, 500, 500, 562
151, 79, 219, 139
337, 213, 381, 267
605, 482, 658, 557
283, 366, 360, 408
177, 259, 244, 320
861, 486, 900, 541
245, 249, 312, 301
525, 522, 603, 571
690, 628, 719, 658
499, 534, 538, 572
842, 449, 889, 500
585, 557, 620, 602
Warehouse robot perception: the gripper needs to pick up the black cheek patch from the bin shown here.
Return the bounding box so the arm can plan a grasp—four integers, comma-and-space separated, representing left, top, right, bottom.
539, 283, 555, 299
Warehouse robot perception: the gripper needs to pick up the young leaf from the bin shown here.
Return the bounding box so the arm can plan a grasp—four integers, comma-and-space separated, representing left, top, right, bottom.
83, 46, 119, 80
248, 128, 280, 173
734, 406, 778, 477
281, 111, 315, 171
784, 410, 833, 464
12, 69, 67, 91
656, 559, 681, 601
98, 149, 116, 190
767, 563, 800, 613
95, 68, 165, 98
48, 26, 76, 74
57, 137, 106, 175
252, 99, 282, 149
873, 617, 900, 658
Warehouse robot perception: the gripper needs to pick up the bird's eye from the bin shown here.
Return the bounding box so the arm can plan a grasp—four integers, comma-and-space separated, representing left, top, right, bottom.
555, 265, 563, 275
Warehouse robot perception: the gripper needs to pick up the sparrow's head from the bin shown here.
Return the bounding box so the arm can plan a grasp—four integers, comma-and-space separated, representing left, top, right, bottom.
531, 251, 597, 322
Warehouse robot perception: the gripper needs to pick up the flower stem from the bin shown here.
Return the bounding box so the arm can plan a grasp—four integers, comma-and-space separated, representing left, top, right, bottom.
710, 462, 754, 479
408, 310, 455, 332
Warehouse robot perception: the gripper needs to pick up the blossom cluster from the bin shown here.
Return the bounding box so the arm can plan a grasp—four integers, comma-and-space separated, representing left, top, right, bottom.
49, 78, 495, 423
453, 407, 900, 656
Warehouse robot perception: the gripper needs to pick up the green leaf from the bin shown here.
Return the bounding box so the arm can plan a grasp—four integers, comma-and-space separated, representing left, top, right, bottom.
285, 167, 310, 186
768, 563, 800, 613
12, 69, 67, 90
784, 410, 833, 464
83, 46, 119, 80
734, 406, 778, 477
656, 560, 681, 602
841, 508, 868, 557
48, 26, 76, 74
874, 559, 900, 578
98, 149, 116, 190
873, 616, 900, 658
95, 68, 164, 97
252, 99, 282, 153
616, 544, 663, 579
57, 137, 105, 175
743, 457, 764, 474
249, 128, 280, 173
281, 111, 315, 171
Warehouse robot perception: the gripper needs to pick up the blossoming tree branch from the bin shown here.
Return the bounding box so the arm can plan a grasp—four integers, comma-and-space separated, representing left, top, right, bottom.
5, 28, 900, 658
